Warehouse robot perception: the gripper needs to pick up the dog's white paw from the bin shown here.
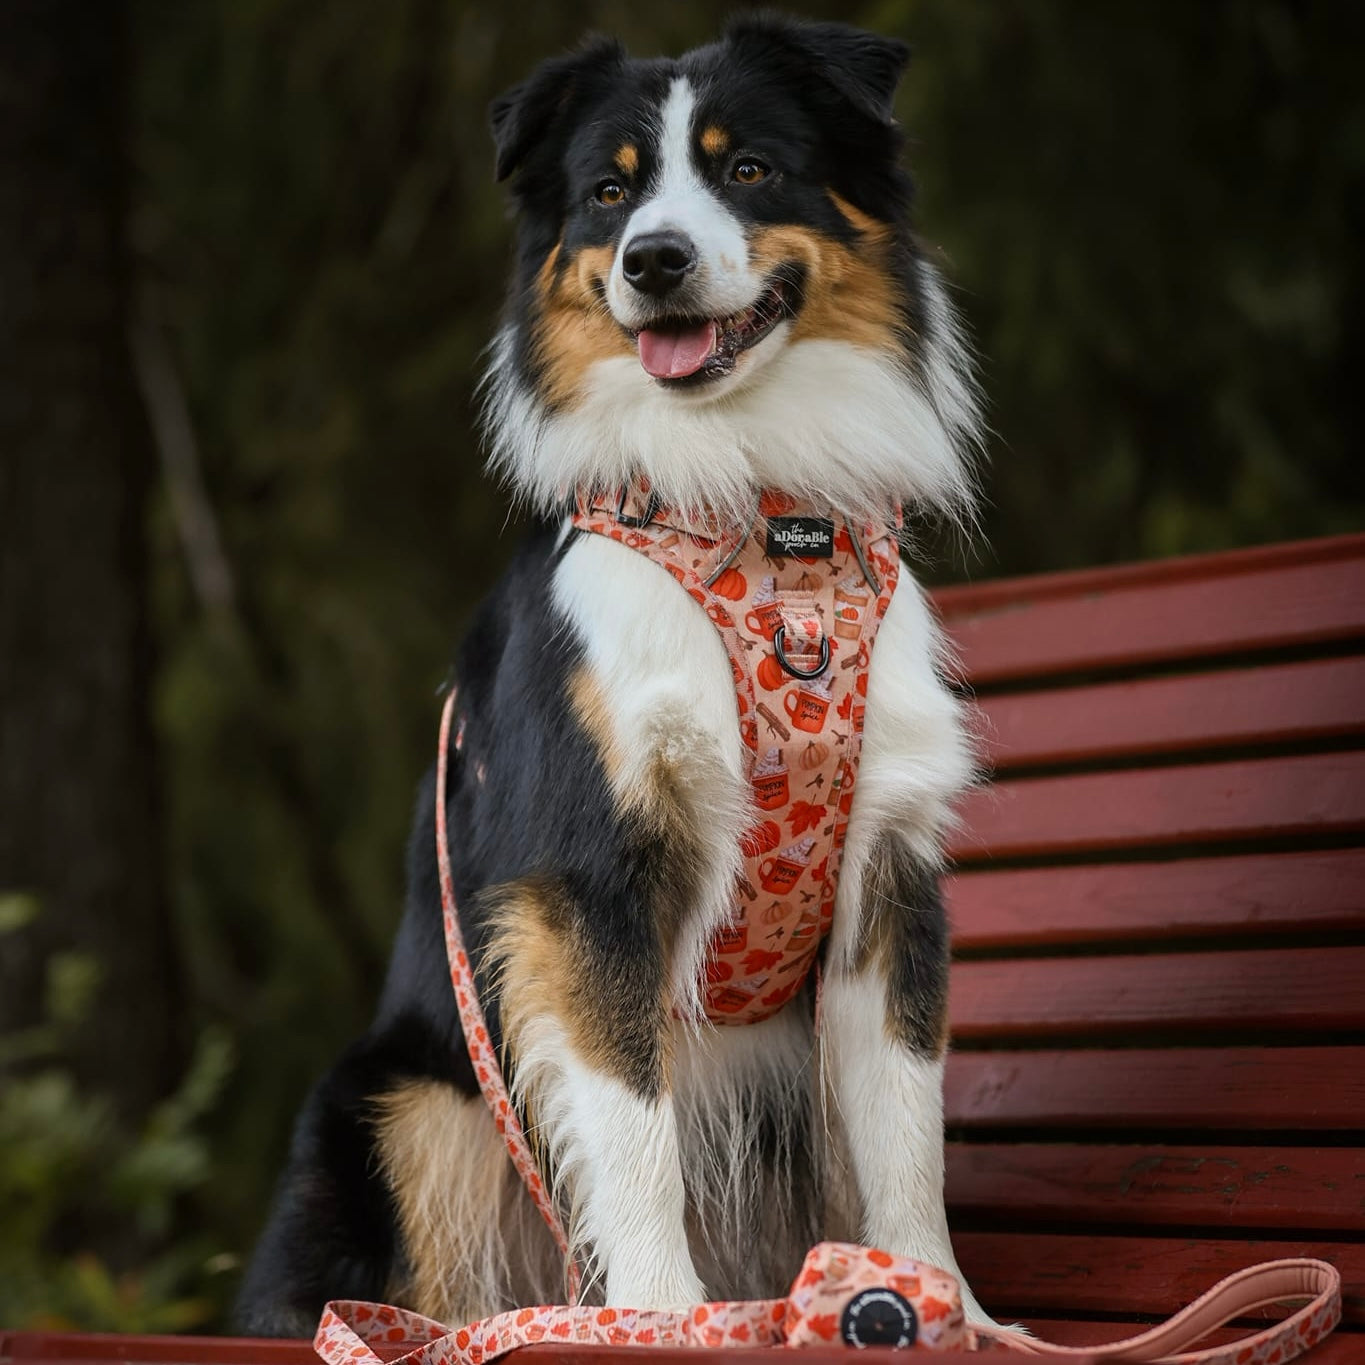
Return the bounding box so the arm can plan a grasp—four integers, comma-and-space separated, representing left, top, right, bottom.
605, 1265, 705, 1312
970, 1316, 1035, 1340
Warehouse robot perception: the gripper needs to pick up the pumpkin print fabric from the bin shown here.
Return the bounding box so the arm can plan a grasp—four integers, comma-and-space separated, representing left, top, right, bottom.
313, 1241, 968, 1365
314, 1240, 1340, 1365
572, 485, 901, 1025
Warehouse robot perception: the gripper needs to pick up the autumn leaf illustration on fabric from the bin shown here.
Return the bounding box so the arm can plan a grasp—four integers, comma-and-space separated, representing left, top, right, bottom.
787, 800, 827, 835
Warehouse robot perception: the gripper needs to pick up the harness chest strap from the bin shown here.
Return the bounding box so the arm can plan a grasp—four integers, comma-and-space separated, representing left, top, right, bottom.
571, 486, 901, 1024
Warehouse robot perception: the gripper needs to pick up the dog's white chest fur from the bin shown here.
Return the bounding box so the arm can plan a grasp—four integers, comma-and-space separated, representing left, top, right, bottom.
553, 525, 972, 990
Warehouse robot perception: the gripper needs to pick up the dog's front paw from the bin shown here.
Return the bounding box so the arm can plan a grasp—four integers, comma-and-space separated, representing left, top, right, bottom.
605, 1264, 706, 1312
958, 1281, 1029, 1336
969, 1316, 1034, 1340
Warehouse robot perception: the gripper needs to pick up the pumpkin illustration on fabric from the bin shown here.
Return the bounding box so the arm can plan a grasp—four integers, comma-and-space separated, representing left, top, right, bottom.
711, 566, 747, 601
756, 653, 786, 691
799, 739, 830, 770
740, 820, 782, 857
760, 899, 788, 926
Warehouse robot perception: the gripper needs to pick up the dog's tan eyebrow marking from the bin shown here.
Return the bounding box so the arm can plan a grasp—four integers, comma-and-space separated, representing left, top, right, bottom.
614, 143, 639, 176
700, 125, 729, 157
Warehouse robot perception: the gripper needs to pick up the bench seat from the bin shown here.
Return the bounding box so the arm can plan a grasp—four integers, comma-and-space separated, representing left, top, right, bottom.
936, 531, 1365, 1356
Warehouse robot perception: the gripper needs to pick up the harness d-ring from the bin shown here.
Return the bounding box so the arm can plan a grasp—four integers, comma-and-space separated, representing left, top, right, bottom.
773, 624, 831, 679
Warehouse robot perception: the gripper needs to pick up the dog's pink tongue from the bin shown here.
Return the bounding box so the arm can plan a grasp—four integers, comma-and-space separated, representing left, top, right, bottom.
638, 322, 717, 379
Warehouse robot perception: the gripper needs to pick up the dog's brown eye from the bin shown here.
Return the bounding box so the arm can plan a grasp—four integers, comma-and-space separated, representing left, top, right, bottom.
733, 160, 769, 185
596, 181, 627, 206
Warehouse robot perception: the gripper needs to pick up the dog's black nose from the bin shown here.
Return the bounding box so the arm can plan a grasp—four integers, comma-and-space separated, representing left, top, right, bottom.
622, 231, 697, 296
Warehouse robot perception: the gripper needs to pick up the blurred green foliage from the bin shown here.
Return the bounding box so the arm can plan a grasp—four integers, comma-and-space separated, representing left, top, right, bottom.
0, 910, 236, 1331
3, 0, 1360, 1334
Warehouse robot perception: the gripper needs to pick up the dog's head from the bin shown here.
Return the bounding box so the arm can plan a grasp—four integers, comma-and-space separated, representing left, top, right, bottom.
483, 14, 980, 521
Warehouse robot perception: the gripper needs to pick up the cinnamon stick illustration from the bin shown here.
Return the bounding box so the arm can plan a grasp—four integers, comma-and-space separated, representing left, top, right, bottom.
756, 702, 791, 741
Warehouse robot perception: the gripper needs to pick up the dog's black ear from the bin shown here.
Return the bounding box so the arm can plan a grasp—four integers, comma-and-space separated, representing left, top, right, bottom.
725, 13, 909, 127
490, 36, 625, 182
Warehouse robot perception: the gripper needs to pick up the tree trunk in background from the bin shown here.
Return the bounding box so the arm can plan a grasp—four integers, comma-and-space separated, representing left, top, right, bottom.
0, 0, 182, 1119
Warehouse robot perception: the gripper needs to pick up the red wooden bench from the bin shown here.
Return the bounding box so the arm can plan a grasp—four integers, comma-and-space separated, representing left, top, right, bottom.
5, 531, 1362, 1364
936, 530, 1365, 1361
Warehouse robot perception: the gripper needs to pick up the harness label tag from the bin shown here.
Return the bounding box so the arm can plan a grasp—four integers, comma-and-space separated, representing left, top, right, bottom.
766, 516, 834, 559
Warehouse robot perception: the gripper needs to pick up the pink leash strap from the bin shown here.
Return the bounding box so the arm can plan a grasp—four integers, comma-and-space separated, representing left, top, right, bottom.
435, 686, 582, 1303
972, 1257, 1341, 1362
314, 1248, 1341, 1364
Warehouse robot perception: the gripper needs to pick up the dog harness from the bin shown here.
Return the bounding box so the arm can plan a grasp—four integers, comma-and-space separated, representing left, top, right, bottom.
573, 483, 901, 1024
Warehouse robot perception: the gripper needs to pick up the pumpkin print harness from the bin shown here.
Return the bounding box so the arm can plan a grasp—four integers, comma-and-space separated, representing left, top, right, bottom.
571, 484, 901, 1025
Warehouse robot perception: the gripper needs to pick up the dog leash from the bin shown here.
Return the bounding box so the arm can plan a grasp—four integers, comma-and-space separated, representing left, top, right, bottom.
315, 1239, 1341, 1363
435, 685, 582, 1303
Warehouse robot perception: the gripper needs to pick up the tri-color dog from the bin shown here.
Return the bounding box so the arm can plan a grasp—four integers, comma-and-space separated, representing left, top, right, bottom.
239, 13, 991, 1335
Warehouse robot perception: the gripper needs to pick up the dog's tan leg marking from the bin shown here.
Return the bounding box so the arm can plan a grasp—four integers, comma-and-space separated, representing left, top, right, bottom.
485, 876, 674, 1097
372, 1080, 559, 1321
486, 880, 704, 1307
482, 675, 714, 1305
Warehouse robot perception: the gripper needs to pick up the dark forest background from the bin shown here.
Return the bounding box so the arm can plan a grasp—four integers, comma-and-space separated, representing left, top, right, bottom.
2, 0, 1362, 1333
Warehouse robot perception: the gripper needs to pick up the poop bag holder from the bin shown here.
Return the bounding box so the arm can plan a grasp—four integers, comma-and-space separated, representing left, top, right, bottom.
314, 1240, 1340, 1364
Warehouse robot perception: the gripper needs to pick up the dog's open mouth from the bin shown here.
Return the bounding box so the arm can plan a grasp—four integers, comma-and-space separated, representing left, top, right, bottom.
633, 267, 805, 385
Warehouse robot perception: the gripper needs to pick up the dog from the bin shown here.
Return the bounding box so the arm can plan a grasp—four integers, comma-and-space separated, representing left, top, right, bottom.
237, 12, 991, 1336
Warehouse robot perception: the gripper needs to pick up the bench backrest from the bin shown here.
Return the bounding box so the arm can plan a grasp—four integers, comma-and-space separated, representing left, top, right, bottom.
934, 532, 1365, 1344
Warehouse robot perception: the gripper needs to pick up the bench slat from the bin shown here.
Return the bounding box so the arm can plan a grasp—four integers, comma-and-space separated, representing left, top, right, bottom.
938, 544, 1365, 686
935, 532, 1365, 617
946, 1142, 1365, 1231
955, 1231, 1365, 1324
945, 1046, 1365, 1130
976, 656, 1365, 771
949, 751, 1365, 862
946, 849, 1365, 950
948, 945, 1365, 1040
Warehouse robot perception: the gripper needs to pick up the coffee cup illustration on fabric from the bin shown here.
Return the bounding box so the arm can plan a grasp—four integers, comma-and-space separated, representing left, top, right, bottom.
758, 836, 815, 893
783, 669, 835, 733
746, 576, 783, 639
752, 747, 789, 810
833, 575, 870, 640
